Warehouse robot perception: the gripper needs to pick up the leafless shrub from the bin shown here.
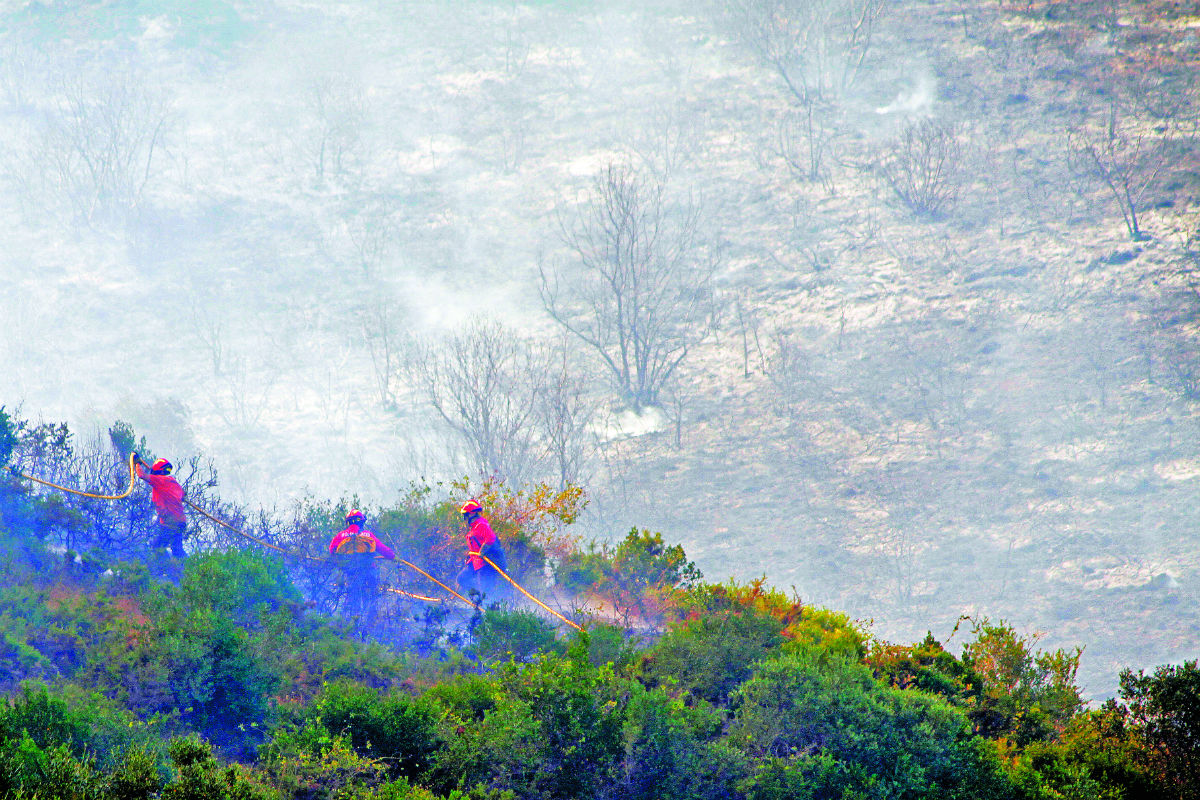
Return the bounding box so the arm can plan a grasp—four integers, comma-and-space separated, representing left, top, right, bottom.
0, 39, 42, 112
776, 101, 842, 190
1150, 320, 1200, 403
540, 162, 718, 410
762, 329, 820, 419
733, 289, 767, 379
875, 118, 963, 219
189, 299, 227, 377
628, 100, 706, 183
15, 64, 171, 224
212, 350, 280, 431
717, 0, 889, 105
1126, 68, 1200, 127
494, 3, 533, 78
312, 344, 357, 439
535, 343, 600, 489
1167, 202, 1200, 290
343, 203, 397, 279
297, 71, 369, 188
407, 320, 546, 483
361, 297, 406, 410
407, 323, 601, 487
1067, 101, 1170, 241
1142, 274, 1200, 402
660, 377, 687, 450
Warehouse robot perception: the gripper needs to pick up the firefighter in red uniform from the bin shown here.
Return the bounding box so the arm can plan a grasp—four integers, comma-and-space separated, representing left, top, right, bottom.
455, 500, 509, 602
132, 454, 187, 558
328, 509, 395, 628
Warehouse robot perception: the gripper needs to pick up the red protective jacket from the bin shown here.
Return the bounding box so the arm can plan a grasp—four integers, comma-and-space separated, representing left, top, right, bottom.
466, 516, 497, 571
135, 464, 186, 525
328, 524, 396, 559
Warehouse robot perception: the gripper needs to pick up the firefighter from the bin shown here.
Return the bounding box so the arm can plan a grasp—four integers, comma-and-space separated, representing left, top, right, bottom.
455, 500, 509, 603
328, 509, 395, 627
132, 453, 187, 558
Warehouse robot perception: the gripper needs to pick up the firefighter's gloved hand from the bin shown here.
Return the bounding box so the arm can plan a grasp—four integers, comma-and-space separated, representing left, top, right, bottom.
480, 542, 497, 558
132, 452, 142, 463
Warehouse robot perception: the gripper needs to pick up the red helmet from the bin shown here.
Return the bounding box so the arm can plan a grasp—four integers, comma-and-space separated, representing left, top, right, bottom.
151, 458, 173, 474
460, 500, 482, 516
345, 509, 366, 524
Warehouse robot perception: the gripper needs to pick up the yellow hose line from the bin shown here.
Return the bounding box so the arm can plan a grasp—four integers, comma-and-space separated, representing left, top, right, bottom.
6, 453, 138, 501
184, 500, 441, 603
185, 499, 289, 553
398, 559, 477, 609
477, 554, 583, 631
382, 584, 442, 603
7, 455, 573, 623
5, 455, 574, 621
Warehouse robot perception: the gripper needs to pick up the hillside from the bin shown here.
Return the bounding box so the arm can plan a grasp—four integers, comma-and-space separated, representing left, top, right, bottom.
2, 420, 1199, 800
1, 0, 1199, 701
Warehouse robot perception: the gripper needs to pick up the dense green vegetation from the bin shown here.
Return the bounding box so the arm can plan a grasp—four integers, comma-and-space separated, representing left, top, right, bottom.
1, 408, 1197, 799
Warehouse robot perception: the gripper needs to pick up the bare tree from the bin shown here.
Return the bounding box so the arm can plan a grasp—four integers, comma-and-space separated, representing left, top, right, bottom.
875, 118, 963, 219
1067, 100, 1170, 241
535, 343, 600, 489
189, 298, 227, 377
0, 38, 41, 112
717, 0, 888, 105
298, 70, 369, 188
627, 99, 707, 183
361, 297, 405, 410
23, 65, 171, 223
212, 349, 280, 432
776, 101, 842, 190
343, 202, 397, 279
540, 163, 718, 410
733, 289, 767, 379
407, 320, 546, 483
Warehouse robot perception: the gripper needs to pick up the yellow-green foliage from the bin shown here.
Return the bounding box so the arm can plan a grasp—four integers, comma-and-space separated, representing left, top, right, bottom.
782, 606, 869, 661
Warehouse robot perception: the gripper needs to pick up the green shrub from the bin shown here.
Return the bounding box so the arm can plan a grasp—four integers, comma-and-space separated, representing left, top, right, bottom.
573, 624, 640, 670
1115, 660, 1200, 799
108, 747, 166, 800
0, 683, 137, 769
730, 645, 1016, 799
960, 619, 1085, 745
783, 606, 869, 661
306, 681, 442, 781
161, 737, 278, 800
180, 550, 301, 626
621, 685, 746, 800
470, 607, 562, 664
259, 724, 388, 800
642, 606, 786, 704
431, 654, 626, 799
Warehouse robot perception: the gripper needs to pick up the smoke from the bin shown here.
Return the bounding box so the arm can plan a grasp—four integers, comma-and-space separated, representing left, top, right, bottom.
875, 72, 937, 116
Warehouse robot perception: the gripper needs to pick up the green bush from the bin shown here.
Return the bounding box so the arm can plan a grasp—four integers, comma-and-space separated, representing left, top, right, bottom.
259, 723, 390, 800
180, 550, 301, 626
621, 685, 746, 800
108, 747, 166, 800
308, 681, 442, 780
730, 645, 1017, 799
573, 624, 640, 670
161, 737, 278, 800
431, 652, 626, 799
642, 606, 786, 704
470, 607, 563, 664
960, 619, 1085, 745
0, 683, 138, 770
1115, 660, 1200, 800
